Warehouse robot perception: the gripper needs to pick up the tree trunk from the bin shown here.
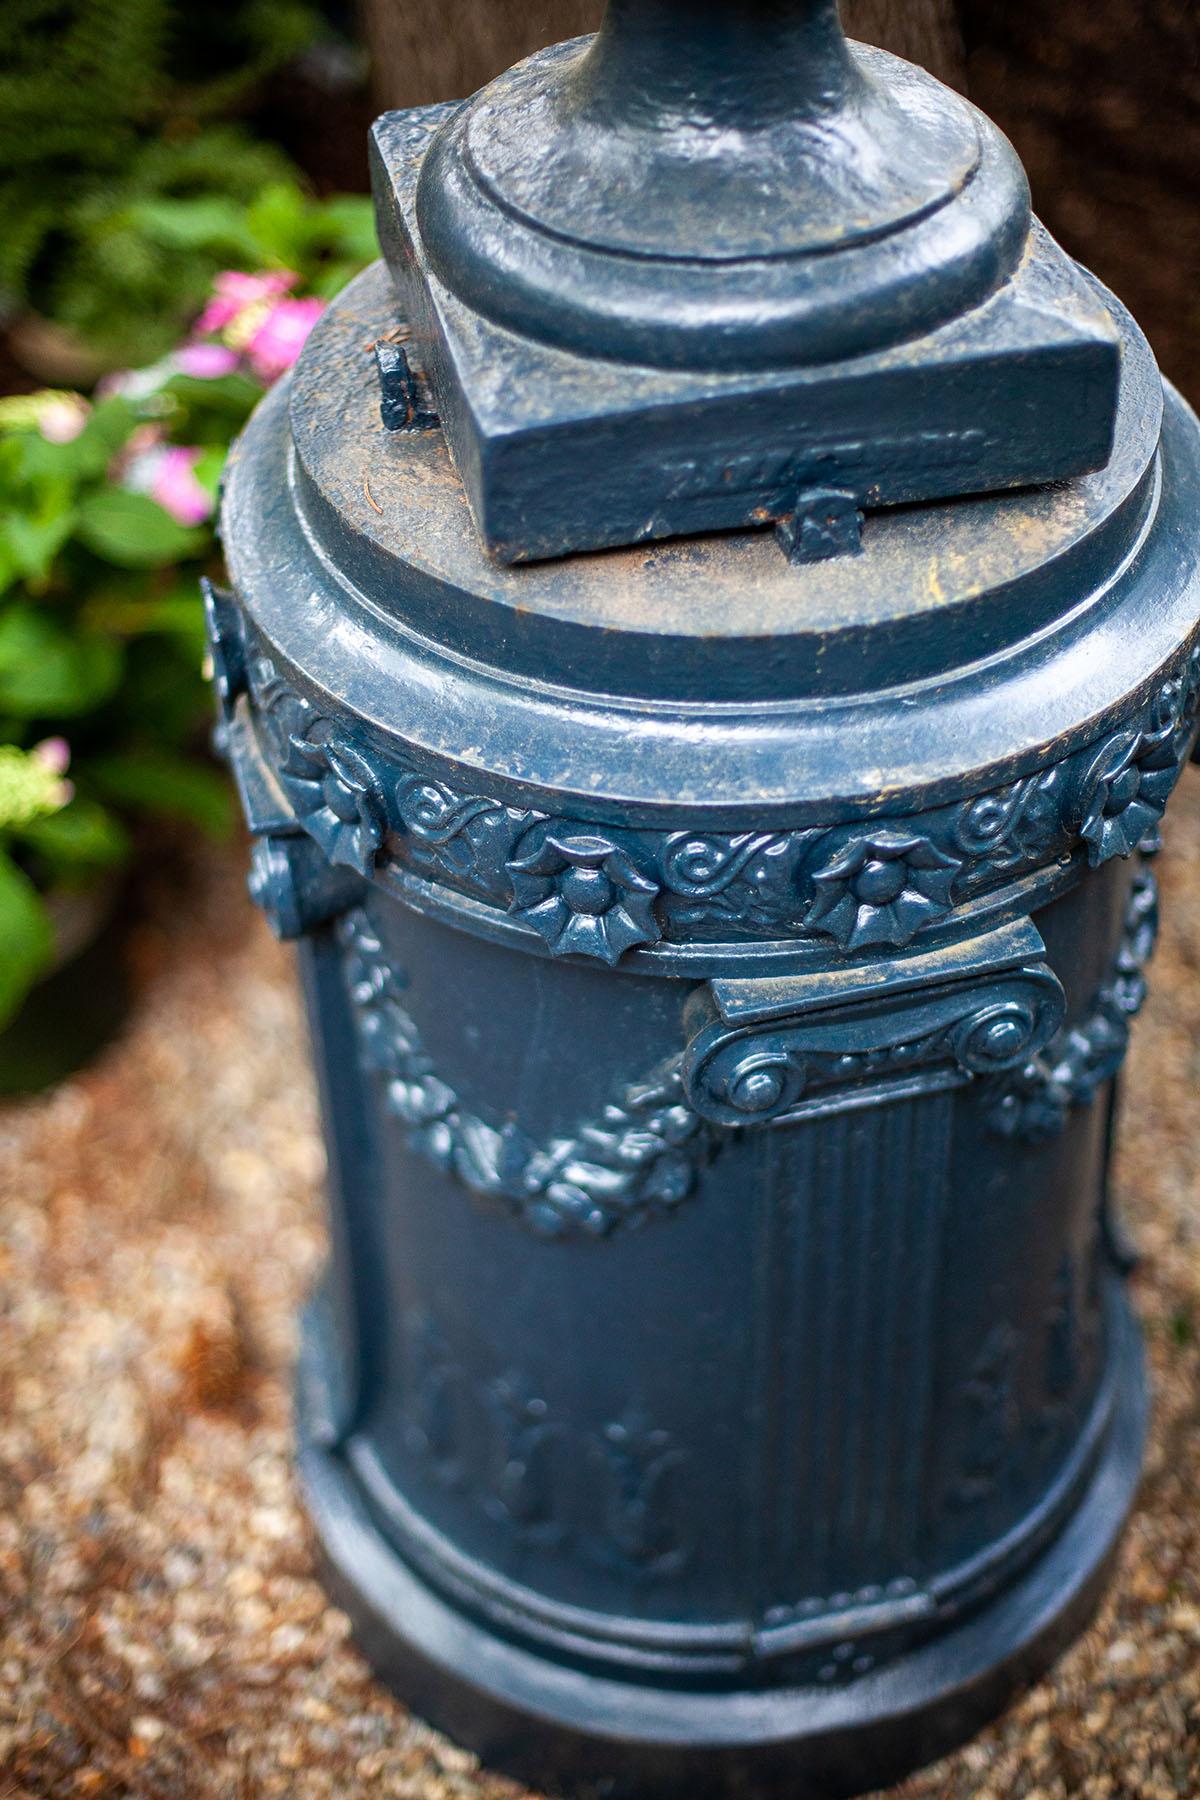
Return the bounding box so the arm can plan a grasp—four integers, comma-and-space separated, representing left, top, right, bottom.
962, 0, 1200, 404
363, 0, 966, 112
846, 0, 965, 89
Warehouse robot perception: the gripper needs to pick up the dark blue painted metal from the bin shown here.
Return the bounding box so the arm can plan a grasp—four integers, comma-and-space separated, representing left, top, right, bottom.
211, 5, 1200, 1794
371, 0, 1118, 563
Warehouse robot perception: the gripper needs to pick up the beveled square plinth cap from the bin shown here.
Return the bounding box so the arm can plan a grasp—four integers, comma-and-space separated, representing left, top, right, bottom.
371, 0, 1120, 564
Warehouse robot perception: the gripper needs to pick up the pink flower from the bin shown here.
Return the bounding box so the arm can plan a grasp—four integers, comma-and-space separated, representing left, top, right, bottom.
196, 269, 297, 336
114, 423, 167, 491
120, 429, 211, 523
123, 422, 166, 461
33, 737, 70, 776
150, 446, 212, 526
38, 392, 90, 443
246, 297, 325, 382
0, 390, 90, 440
32, 738, 73, 806
175, 342, 240, 379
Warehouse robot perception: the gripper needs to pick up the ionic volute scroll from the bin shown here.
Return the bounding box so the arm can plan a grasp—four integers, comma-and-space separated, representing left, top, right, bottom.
682, 918, 1067, 1129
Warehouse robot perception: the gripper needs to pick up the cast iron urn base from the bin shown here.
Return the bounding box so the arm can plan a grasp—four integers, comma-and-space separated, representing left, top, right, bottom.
211, 3, 1200, 1793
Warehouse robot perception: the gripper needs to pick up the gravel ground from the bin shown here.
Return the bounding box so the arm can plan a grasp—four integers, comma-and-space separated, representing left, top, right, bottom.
1, 784, 1198, 1800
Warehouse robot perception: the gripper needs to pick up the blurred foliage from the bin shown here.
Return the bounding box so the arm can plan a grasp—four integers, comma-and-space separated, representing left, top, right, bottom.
0, 0, 339, 361
124, 177, 378, 306
0, 372, 257, 1024
0, 171, 377, 1026
0, 0, 378, 1027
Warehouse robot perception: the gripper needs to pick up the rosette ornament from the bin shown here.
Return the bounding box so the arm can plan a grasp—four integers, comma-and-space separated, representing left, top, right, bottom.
200, 579, 246, 724
285, 735, 388, 879
1077, 726, 1180, 866
806, 828, 961, 950
507, 830, 662, 964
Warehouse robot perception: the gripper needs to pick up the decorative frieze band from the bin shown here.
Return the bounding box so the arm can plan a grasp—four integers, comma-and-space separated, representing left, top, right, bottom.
204, 580, 1198, 966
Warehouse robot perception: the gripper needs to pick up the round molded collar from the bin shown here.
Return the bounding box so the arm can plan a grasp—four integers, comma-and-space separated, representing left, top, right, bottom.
415, 1, 1029, 371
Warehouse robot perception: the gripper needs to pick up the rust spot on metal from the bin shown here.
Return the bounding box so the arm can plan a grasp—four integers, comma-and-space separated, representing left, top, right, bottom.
367, 325, 414, 352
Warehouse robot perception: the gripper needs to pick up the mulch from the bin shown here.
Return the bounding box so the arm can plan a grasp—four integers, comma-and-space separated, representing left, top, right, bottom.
1, 783, 1198, 1799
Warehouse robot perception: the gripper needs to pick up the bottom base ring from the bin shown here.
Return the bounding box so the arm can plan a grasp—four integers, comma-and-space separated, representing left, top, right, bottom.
297, 1302, 1148, 1800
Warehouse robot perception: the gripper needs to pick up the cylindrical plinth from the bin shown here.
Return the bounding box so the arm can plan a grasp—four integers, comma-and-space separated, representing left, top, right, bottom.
291, 879, 1149, 1797
211, 264, 1200, 1795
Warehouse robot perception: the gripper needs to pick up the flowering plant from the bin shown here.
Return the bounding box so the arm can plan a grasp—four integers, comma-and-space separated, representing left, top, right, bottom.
0, 236, 370, 1028
1, 0, 338, 369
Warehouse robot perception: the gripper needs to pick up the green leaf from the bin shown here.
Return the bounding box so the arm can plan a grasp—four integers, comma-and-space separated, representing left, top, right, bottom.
0, 497, 76, 588
69, 394, 142, 475
162, 370, 261, 427
146, 595, 209, 653
242, 178, 312, 264
308, 259, 362, 303
192, 444, 226, 503
0, 848, 54, 1029
0, 606, 123, 717
88, 750, 233, 836
115, 637, 212, 748
17, 795, 129, 878
318, 195, 378, 262
80, 579, 208, 654
125, 195, 262, 258
76, 488, 207, 568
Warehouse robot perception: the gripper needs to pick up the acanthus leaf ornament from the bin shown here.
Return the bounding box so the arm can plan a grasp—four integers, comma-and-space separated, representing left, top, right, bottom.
247, 831, 365, 940
951, 1324, 1019, 1508
953, 767, 1063, 871
397, 774, 507, 847
286, 733, 388, 879
200, 578, 247, 724
483, 1370, 561, 1539
661, 832, 786, 896
394, 1314, 691, 1574
591, 1407, 689, 1577
250, 656, 389, 878
393, 770, 533, 899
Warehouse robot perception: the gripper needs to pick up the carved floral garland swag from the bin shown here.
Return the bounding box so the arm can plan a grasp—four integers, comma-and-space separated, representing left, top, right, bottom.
336, 864, 1160, 1240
